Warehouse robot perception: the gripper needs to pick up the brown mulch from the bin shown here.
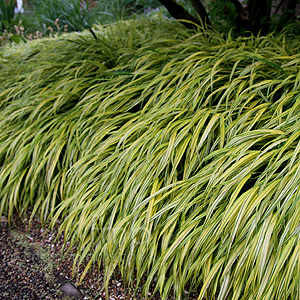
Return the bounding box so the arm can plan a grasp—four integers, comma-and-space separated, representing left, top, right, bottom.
0, 214, 200, 300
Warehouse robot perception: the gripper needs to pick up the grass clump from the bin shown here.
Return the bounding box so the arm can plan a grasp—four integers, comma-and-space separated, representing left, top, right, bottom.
1, 16, 300, 300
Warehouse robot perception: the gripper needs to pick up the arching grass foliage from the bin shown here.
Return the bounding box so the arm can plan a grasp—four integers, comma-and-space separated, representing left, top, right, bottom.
1, 16, 300, 300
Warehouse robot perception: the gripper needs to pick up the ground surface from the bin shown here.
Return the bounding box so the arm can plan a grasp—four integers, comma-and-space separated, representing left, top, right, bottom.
0, 215, 145, 299
0, 215, 199, 300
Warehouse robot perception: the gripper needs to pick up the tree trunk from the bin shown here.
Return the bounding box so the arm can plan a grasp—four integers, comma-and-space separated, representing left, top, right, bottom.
190, 0, 211, 26
246, 0, 272, 35
157, 0, 210, 30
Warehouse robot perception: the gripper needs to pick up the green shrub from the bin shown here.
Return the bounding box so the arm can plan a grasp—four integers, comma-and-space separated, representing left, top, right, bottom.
29, 0, 95, 33
1, 16, 300, 300
19, 0, 162, 36
94, 0, 161, 22
0, 0, 17, 31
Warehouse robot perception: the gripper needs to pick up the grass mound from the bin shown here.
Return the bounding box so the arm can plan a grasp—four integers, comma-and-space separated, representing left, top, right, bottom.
1, 16, 300, 300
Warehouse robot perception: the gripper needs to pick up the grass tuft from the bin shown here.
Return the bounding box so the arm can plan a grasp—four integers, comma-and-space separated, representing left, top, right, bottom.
1, 16, 300, 300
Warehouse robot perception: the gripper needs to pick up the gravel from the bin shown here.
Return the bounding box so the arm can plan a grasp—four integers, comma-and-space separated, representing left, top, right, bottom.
0, 214, 200, 300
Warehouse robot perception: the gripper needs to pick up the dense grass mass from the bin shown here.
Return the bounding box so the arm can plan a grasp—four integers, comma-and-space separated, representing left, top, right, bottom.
1, 16, 300, 299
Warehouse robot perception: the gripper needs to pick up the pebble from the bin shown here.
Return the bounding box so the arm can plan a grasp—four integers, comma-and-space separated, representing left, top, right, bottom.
0, 216, 8, 222
59, 280, 83, 299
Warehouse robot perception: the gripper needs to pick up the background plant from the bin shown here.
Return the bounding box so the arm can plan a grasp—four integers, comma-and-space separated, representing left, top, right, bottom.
159, 0, 300, 35
0, 0, 164, 46
0, 0, 17, 31
29, 0, 96, 34
17, 0, 162, 35
205, 0, 239, 34
94, 0, 161, 22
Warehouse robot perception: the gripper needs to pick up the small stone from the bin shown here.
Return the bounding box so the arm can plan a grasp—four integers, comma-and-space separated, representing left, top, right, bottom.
1, 216, 8, 228
7, 259, 17, 267
1, 216, 8, 222
59, 281, 83, 299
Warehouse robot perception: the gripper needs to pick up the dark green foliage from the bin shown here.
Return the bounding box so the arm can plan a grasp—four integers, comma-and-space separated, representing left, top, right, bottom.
21, 0, 162, 35
160, 0, 300, 36
0, 0, 17, 31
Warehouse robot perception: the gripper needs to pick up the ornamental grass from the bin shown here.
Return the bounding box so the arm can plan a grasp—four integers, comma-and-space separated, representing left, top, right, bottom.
1, 16, 300, 300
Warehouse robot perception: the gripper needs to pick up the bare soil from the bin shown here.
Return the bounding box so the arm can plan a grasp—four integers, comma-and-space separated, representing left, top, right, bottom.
0, 215, 200, 300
